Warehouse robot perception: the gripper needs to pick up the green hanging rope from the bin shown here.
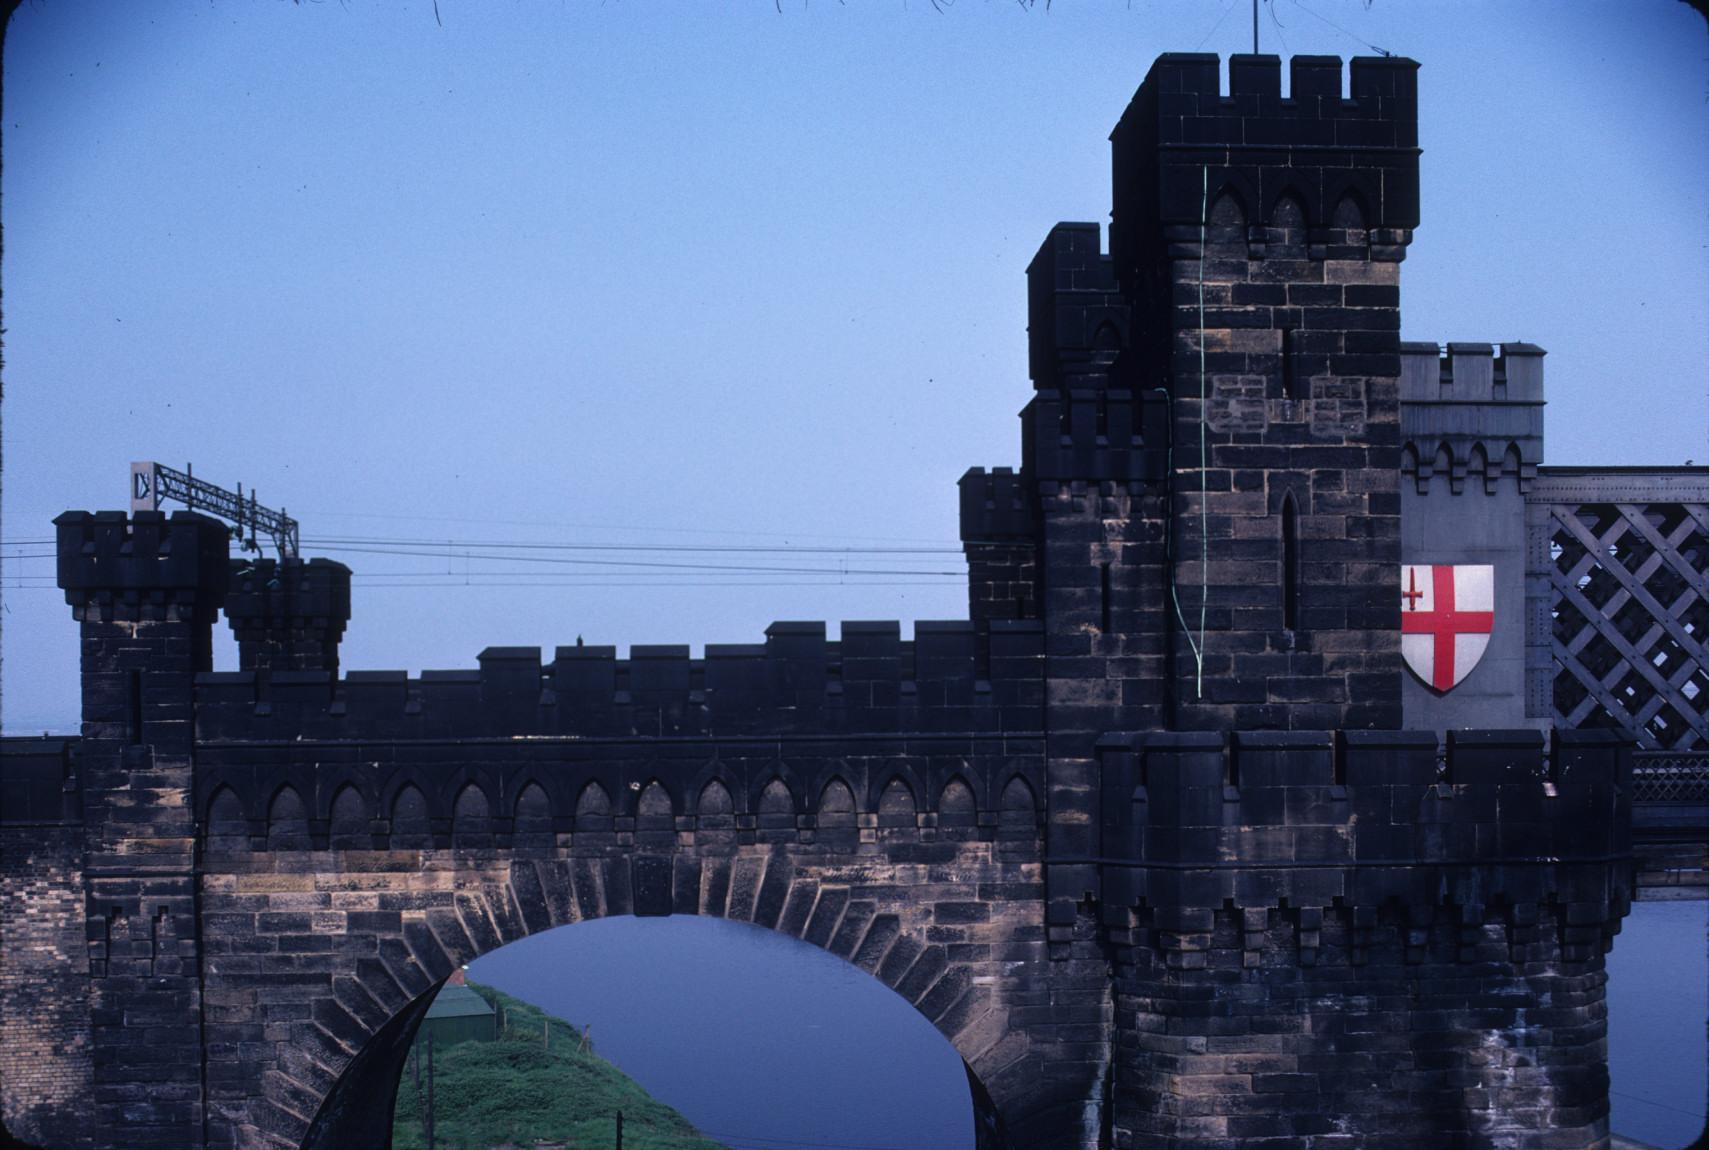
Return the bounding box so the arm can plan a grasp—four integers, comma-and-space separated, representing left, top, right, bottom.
1165, 166, 1211, 700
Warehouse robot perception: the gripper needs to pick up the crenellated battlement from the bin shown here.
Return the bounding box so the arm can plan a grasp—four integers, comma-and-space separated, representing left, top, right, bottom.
1093, 727, 1633, 958
1110, 53, 1420, 291
54, 509, 230, 618
1400, 341, 1545, 494
192, 618, 1049, 741
1025, 222, 1127, 390
224, 556, 352, 673
959, 467, 1037, 541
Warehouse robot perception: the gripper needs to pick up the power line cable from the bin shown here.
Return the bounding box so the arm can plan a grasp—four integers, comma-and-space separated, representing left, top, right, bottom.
1287, 0, 1391, 57
1194, 0, 1240, 50
309, 543, 962, 577
303, 535, 960, 555
300, 509, 952, 546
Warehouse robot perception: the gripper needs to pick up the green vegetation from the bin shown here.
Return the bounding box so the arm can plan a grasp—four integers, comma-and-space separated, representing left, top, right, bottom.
391, 982, 728, 1150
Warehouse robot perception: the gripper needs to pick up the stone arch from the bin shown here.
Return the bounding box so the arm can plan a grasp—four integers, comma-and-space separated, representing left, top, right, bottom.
1500, 441, 1525, 490
938, 777, 978, 832
866, 761, 925, 814
1205, 186, 1248, 251
1331, 188, 1369, 231
451, 782, 492, 846
816, 777, 859, 846
746, 763, 804, 815
1433, 441, 1455, 491
1207, 185, 1248, 229
998, 774, 1039, 838
817, 777, 858, 823
1468, 440, 1490, 478
756, 776, 796, 836
292, 875, 1023, 1150
575, 780, 614, 833
695, 778, 736, 846
391, 783, 432, 849
877, 776, 917, 830
1269, 191, 1308, 256
1091, 318, 1122, 351
206, 784, 249, 852
697, 777, 734, 817
328, 784, 369, 849
267, 784, 310, 850
513, 781, 553, 848
635, 779, 675, 843
1401, 442, 1422, 490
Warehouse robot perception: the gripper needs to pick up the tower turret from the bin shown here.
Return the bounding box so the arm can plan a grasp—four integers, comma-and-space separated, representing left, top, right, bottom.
1111, 53, 1420, 730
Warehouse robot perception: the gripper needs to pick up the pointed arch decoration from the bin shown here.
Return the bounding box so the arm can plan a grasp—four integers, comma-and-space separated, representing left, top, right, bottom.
877, 777, 917, 829
391, 783, 431, 849
452, 783, 492, 846
267, 785, 310, 850
575, 781, 613, 833
329, 785, 369, 849
206, 785, 249, 852
513, 782, 553, 847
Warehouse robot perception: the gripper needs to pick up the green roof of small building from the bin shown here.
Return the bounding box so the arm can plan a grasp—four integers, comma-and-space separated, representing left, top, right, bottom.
425, 984, 495, 1020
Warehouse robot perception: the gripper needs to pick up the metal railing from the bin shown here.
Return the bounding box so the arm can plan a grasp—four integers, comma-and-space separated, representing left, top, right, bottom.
1632, 750, 1709, 804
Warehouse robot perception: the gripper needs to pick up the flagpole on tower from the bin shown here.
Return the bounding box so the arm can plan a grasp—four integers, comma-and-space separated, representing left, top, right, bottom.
1253, 0, 1259, 53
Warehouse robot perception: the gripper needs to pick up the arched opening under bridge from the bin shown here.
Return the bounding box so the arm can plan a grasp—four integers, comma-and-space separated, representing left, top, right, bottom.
303, 915, 1005, 1150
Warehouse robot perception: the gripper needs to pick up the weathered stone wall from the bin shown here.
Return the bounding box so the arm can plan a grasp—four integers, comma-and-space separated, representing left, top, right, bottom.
1094, 728, 1633, 1149
1109, 53, 1416, 732
223, 557, 351, 675
188, 746, 1094, 1149
55, 509, 232, 1150
1112, 905, 1618, 1149
0, 825, 94, 1150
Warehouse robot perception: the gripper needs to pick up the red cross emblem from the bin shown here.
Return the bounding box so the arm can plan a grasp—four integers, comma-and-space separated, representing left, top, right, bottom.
1400, 564, 1495, 692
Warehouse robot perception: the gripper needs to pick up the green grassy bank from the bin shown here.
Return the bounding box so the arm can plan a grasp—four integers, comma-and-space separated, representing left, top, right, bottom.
391, 982, 728, 1150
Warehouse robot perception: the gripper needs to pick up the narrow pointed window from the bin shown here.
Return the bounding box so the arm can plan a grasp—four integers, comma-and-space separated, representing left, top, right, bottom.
1281, 327, 1301, 401
1100, 562, 1113, 632
1281, 495, 1300, 632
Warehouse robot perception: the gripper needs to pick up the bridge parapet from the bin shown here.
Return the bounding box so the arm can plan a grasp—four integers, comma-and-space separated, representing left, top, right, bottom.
193, 618, 1047, 741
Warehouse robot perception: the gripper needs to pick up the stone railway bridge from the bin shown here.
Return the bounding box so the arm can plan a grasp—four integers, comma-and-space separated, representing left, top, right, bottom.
6, 50, 1704, 1150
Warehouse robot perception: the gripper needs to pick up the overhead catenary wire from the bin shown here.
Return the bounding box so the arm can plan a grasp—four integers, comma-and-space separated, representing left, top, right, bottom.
1288, 0, 1391, 57
300, 508, 952, 546
302, 535, 961, 555
303, 543, 962, 578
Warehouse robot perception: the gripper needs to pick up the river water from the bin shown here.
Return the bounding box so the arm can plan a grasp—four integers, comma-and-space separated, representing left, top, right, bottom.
468, 900, 1709, 1150
1606, 897, 1709, 1148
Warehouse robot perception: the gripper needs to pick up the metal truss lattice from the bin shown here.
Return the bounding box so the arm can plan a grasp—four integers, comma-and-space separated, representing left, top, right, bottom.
1545, 498, 1707, 750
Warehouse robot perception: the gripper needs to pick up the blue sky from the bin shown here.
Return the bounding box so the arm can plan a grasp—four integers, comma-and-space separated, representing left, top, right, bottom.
4, 1, 1706, 733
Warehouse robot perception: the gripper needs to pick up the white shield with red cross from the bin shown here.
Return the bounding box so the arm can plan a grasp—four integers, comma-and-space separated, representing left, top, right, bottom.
1400, 564, 1494, 692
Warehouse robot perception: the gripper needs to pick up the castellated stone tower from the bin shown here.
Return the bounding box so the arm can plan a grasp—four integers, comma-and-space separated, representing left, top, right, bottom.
964, 52, 1421, 933
1111, 52, 1418, 733
969, 54, 1420, 731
